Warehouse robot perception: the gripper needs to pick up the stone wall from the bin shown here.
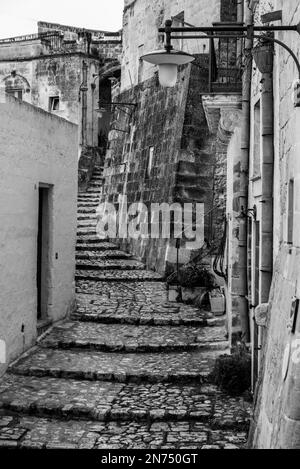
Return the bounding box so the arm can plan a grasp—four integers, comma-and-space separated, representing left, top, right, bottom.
100, 0, 240, 275
0, 96, 78, 377
247, 0, 300, 448
121, 0, 221, 91
0, 21, 122, 149
101, 54, 226, 274
0, 51, 98, 147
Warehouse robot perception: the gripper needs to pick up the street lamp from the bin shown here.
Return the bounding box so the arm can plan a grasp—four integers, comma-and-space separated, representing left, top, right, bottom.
141, 19, 300, 100
141, 20, 195, 87
141, 49, 195, 87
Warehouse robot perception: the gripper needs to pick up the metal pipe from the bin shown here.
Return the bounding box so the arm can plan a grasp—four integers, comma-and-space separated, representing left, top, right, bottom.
159, 25, 299, 33
237, 1, 253, 343
81, 61, 88, 146
260, 69, 274, 304
171, 33, 300, 82
171, 34, 246, 39
165, 19, 173, 52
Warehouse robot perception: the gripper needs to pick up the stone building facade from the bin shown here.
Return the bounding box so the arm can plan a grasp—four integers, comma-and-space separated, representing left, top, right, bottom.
0, 95, 78, 377
0, 21, 122, 153
101, 0, 242, 274
248, 0, 300, 449
222, 0, 300, 449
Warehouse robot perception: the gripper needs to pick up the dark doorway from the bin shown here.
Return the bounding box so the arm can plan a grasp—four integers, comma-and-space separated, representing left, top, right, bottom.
37, 186, 51, 321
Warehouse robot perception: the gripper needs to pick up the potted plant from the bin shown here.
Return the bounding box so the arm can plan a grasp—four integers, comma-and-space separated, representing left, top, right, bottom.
177, 265, 216, 303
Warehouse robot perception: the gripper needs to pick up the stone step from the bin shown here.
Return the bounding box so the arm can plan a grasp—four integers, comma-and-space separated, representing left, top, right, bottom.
77, 229, 99, 236
41, 322, 228, 354
77, 207, 97, 215
0, 414, 248, 449
86, 188, 103, 194
77, 222, 98, 229
74, 289, 221, 327
77, 235, 111, 244
76, 259, 146, 271
9, 348, 227, 384
89, 180, 104, 186
76, 243, 120, 252
77, 214, 98, 221
77, 207, 98, 214
77, 229, 112, 237
77, 194, 101, 200
75, 270, 164, 282
0, 376, 250, 429
77, 201, 100, 208
76, 251, 132, 260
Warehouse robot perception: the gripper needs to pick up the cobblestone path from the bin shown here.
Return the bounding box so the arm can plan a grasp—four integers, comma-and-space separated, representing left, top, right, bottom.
0, 167, 251, 449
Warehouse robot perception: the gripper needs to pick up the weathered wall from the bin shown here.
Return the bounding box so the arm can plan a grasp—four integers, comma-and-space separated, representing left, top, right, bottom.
121, 0, 222, 90
225, 124, 242, 341
0, 96, 78, 377
0, 52, 98, 147
0, 22, 122, 149
102, 55, 220, 274
247, 0, 300, 448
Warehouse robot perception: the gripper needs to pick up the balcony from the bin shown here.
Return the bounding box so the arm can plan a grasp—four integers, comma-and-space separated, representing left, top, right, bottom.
208, 23, 243, 94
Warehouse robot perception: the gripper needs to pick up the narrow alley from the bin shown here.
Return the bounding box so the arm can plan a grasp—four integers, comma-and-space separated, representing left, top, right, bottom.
0, 168, 250, 449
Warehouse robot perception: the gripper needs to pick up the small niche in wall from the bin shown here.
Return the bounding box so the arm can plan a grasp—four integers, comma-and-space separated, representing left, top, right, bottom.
49, 96, 60, 112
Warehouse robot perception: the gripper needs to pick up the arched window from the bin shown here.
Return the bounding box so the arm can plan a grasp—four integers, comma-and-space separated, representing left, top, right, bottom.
2, 72, 31, 100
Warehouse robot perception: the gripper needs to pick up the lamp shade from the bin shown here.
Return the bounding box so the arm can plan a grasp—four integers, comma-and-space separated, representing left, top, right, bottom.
158, 64, 178, 87
141, 49, 195, 87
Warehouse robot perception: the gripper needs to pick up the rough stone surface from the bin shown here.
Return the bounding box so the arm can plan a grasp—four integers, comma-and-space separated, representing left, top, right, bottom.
0, 164, 250, 449
0, 415, 248, 449
0, 96, 77, 377
41, 322, 228, 352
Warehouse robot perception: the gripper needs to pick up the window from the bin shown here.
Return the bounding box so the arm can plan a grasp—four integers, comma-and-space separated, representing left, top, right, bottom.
145, 146, 154, 179
6, 89, 23, 100
49, 96, 60, 112
288, 179, 294, 245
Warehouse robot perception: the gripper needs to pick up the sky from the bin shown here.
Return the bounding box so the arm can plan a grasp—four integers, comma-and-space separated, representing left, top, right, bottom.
0, 0, 124, 39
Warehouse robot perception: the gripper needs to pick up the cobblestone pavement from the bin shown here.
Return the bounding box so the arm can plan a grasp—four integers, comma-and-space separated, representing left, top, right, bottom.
41, 322, 228, 352
0, 168, 251, 449
0, 415, 248, 449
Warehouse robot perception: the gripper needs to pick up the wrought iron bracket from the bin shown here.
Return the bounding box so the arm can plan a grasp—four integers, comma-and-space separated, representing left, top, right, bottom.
159, 20, 300, 105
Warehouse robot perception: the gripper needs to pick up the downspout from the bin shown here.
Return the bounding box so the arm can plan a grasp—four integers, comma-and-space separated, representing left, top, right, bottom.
91, 82, 96, 147
259, 54, 274, 305
237, 1, 253, 342
81, 61, 88, 147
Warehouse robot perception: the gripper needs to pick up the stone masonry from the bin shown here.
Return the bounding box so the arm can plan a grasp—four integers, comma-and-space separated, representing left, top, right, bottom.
0, 167, 250, 449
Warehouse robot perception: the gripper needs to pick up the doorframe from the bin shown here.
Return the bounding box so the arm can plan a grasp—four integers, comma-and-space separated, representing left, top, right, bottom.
37, 183, 54, 325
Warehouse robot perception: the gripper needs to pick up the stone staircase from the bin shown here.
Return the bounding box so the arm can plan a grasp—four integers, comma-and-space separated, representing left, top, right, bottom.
0, 166, 250, 449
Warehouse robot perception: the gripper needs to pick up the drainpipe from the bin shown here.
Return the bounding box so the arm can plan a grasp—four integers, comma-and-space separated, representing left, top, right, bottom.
81, 61, 88, 147
257, 46, 274, 303
237, 1, 253, 342
91, 82, 96, 147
